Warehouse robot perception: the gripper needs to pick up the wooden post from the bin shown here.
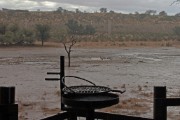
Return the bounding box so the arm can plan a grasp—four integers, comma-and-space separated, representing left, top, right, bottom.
154, 86, 167, 120
0, 87, 18, 120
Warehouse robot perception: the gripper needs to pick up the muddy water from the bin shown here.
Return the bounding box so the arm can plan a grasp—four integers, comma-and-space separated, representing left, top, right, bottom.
0, 47, 180, 119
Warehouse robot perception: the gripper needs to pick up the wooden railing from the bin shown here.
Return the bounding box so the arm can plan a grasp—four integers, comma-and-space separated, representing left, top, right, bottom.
0, 87, 18, 120
154, 86, 180, 120
0, 86, 179, 120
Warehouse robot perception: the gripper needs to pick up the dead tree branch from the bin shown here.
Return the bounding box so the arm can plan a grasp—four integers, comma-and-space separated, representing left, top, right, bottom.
170, 0, 180, 6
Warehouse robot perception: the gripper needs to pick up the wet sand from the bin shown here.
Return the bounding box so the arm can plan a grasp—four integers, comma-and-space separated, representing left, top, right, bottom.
0, 47, 180, 119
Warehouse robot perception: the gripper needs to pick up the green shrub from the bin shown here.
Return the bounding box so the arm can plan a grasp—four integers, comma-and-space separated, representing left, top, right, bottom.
0, 24, 35, 45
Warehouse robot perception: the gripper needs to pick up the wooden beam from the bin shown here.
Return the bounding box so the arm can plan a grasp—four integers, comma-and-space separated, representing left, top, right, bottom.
94, 112, 153, 120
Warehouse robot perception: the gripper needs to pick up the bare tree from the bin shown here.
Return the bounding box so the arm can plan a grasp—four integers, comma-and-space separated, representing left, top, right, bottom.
62, 35, 76, 67
56, 19, 96, 67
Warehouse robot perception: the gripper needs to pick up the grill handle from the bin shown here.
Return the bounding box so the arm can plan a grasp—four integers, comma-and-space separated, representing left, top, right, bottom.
61, 76, 96, 93
62, 76, 96, 86
111, 89, 126, 94
61, 82, 75, 93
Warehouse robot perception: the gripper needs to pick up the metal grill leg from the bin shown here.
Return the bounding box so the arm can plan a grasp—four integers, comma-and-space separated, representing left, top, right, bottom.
68, 112, 77, 120
86, 110, 94, 120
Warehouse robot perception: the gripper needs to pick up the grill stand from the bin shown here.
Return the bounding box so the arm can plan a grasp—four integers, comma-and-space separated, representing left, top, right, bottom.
61, 56, 95, 120
45, 56, 119, 120
60, 56, 65, 110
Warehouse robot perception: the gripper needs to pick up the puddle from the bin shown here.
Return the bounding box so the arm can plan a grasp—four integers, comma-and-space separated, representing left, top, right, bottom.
0, 57, 13, 60
24, 61, 56, 65
90, 57, 111, 61
136, 56, 162, 62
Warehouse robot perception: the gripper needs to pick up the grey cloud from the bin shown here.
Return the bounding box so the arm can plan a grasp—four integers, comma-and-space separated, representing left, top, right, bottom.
29, 0, 175, 13
0, 0, 179, 14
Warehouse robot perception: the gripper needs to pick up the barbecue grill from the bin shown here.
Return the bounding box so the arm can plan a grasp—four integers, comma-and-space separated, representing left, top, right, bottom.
61, 76, 125, 95
45, 56, 125, 120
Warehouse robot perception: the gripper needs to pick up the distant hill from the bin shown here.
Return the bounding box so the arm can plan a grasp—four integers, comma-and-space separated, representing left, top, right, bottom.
0, 10, 180, 41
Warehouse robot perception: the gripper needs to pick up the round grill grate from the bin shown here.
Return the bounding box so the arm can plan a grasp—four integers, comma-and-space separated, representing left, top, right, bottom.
63, 85, 111, 95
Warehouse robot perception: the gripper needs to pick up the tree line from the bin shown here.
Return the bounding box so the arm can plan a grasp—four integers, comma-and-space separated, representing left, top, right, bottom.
2, 19, 180, 46
55, 6, 180, 16
2, 7, 180, 44
0, 19, 96, 46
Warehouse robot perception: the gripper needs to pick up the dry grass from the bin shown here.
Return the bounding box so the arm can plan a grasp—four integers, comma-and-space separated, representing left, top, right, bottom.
115, 98, 150, 110
1, 40, 179, 49
41, 107, 61, 115
18, 100, 37, 119
34, 40, 180, 49
100, 97, 151, 116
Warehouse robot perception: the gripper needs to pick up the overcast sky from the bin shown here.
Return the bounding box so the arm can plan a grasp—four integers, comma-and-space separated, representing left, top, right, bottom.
0, 0, 180, 15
